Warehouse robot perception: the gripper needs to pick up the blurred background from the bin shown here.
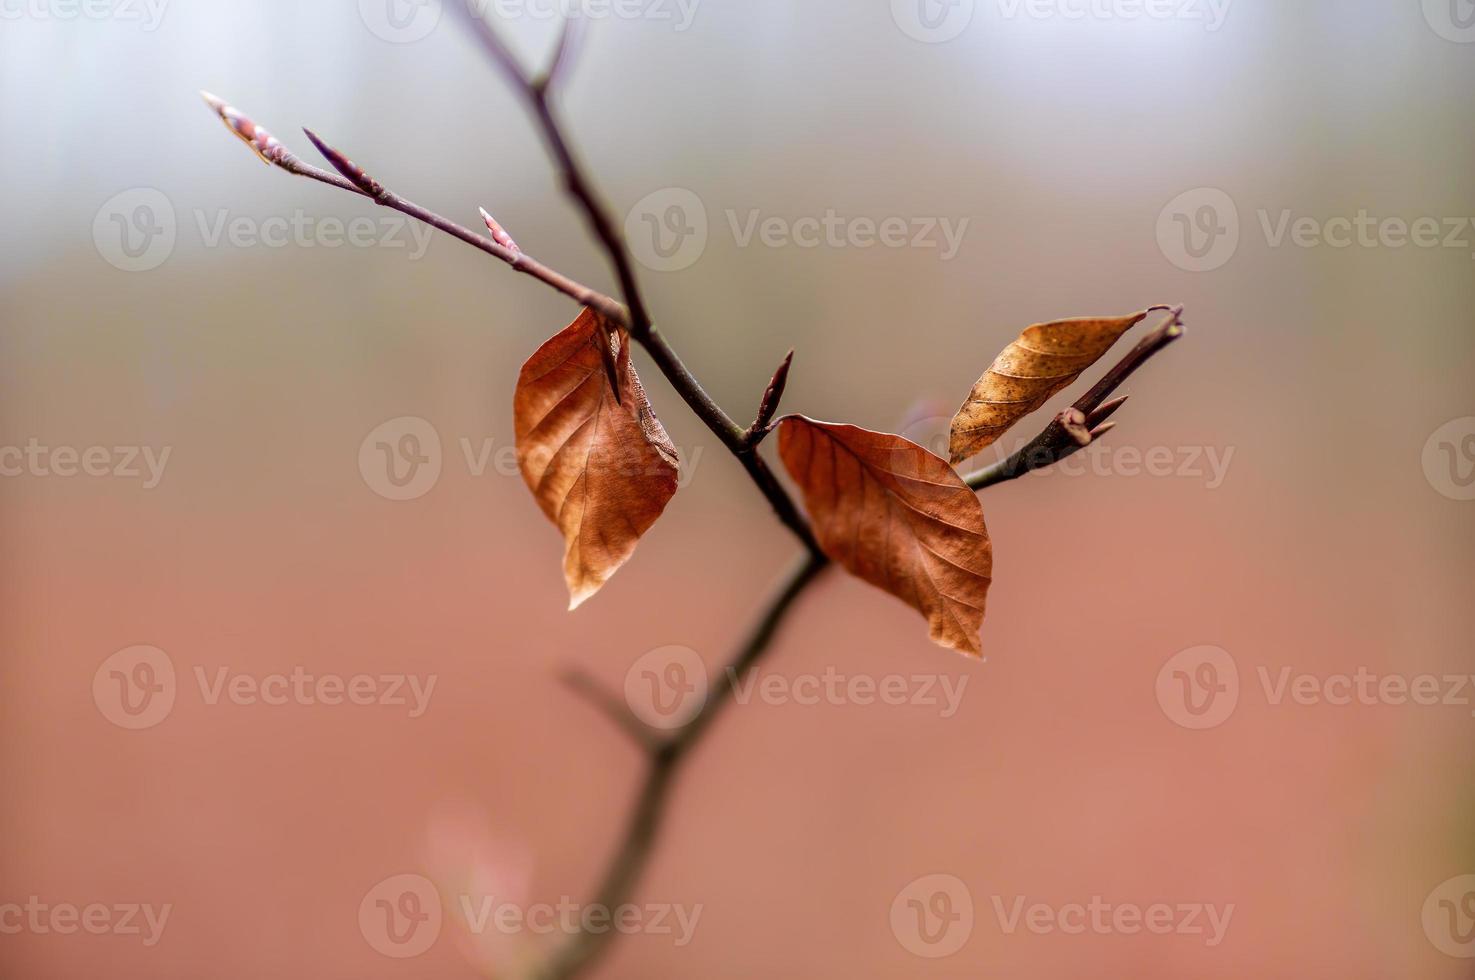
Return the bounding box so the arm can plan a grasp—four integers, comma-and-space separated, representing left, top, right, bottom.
2, 0, 1473, 976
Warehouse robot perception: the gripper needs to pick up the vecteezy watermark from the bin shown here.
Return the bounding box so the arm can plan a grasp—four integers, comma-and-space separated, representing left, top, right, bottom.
1155, 645, 1239, 729
891, 874, 974, 958
358, 0, 442, 43
1424, 875, 1475, 958
0, 0, 168, 30
993, 0, 1232, 28
92, 646, 178, 730
1157, 646, 1475, 730
899, 413, 1236, 489
1156, 188, 1240, 273
0, 440, 171, 489
358, 0, 702, 44
891, 0, 975, 43
358, 873, 701, 959
624, 188, 971, 272
360, 874, 443, 958
0, 898, 172, 947
624, 645, 708, 730
357, 417, 706, 501
458, 894, 701, 945
1423, 0, 1475, 43
359, 417, 444, 502
989, 895, 1234, 946
92, 646, 437, 730
469, 0, 702, 29
1422, 417, 1475, 501
93, 189, 436, 273
729, 666, 971, 718
891, 0, 1231, 43
1157, 187, 1475, 272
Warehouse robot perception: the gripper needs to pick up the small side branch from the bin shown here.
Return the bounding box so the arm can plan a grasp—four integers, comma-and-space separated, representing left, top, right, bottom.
741, 350, 794, 450
964, 306, 1186, 491
559, 667, 659, 752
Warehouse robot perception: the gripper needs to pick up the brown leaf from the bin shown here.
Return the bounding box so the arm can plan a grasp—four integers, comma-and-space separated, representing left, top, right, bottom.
948, 311, 1149, 464
777, 417, 992, 656
515, 309, 679, 610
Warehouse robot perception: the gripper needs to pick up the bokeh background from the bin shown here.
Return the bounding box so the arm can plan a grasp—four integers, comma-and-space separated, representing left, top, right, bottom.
2, 0, 1473, 976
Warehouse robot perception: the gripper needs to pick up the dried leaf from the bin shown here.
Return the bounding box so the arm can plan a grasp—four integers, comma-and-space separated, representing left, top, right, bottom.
515, 309, 679, 610
777, 417, 992, 656
948, 312, 1149, 464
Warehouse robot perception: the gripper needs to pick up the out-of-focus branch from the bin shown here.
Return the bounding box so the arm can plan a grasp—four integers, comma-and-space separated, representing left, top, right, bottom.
539, 552, 829, 980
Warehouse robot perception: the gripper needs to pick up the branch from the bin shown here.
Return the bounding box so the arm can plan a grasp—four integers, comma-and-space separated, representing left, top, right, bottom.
964, 306, 1186, 491
559, 667, 659, 752
447, 11, 822, 549
200, 91, 820, 555
741, 350, 794, 450
535, 552, 830, 980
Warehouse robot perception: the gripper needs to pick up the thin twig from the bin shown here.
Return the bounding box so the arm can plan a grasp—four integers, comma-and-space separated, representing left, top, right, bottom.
559, 667, 659, 752
742, 350, 795, 450
964, 307, 1186, 491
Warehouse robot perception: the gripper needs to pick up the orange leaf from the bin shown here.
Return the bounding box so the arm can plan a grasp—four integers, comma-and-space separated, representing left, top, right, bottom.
514, 309, 679, 610
948, 312, 1149, 464
777, 417, 992, 656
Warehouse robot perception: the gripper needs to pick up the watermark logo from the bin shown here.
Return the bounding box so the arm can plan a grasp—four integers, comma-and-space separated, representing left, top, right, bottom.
626, 188, 709, 272
360, 874, 442, 958
1422, 417, 1475, 501
94, 652, 437, 728
94, 188, 176, 273
892, 0, 976, 43
1156, 645, 1238, 729
729, 666, 970, 717
359, 0, 442, 42
467, 0, 703, 30
990, 895, 1233, 945
1157, 187, 1239, 272
458, 895, 702, 943
93, 646, 176, 730
995, 0, 1232, 29
0, 441, 172, 488
360, 417, 443, 501
624, 645, 707, 730
1159, 651, 1475, 726
626, 189, 970, 271
1423, 0, 1475, 42
1425, 875, 1475, 957
95, 191, 437, 271
0, 899, 172, 946
0, 0, 168, 30
891, 874, 973, 957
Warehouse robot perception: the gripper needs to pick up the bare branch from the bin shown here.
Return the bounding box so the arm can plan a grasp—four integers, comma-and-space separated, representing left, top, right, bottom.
742, 349, 794, 449
200, 92, 821, 557
964, 306, 1186, 491
534, 15, 586, 95
534, 553, 829, 980
559, 667, 658, 752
